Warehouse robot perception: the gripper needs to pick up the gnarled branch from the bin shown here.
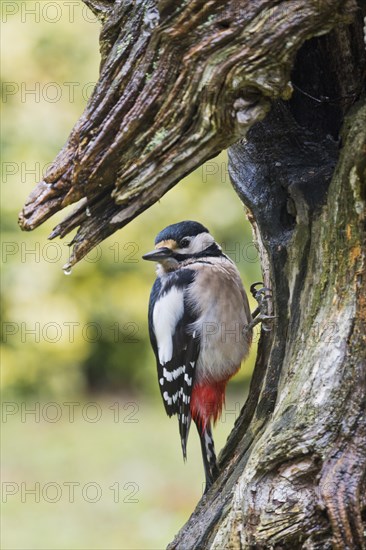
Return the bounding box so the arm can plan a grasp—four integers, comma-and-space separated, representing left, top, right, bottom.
18, 0, 355, 270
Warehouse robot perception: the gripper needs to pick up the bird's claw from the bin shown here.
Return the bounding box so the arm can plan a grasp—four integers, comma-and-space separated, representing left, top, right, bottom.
244, 313, 277, 333
250, 281, 265, 298
246, 282, 275, 333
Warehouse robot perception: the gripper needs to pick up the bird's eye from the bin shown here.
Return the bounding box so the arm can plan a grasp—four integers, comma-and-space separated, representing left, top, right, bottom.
179, 238, 190, 248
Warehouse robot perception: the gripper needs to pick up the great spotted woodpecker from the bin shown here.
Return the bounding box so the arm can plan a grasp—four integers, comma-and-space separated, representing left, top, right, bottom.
143, 221, 267, 490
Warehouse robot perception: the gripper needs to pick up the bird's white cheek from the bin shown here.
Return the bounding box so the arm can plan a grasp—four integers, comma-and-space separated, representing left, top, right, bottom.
153, 287, 184, 364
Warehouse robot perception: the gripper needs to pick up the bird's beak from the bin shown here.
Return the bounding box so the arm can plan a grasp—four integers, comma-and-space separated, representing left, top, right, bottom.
142, 247, 173, 262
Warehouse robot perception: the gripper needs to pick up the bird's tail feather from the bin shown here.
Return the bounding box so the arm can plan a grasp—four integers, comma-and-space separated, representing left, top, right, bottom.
179, 412, 191, 460
196, 421, 219, 491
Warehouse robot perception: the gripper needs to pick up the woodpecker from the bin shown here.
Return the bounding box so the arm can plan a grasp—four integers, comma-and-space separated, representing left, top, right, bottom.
143, 221, 263, 490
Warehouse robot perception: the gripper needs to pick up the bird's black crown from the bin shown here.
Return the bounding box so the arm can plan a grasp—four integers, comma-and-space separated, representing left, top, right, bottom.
154, 221, 209, 245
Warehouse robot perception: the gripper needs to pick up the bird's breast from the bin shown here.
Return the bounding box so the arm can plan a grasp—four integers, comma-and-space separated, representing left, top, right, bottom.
186, 258, 252, 384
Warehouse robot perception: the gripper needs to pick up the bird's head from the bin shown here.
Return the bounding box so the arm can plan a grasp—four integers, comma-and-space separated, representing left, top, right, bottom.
142, 221, 222, 271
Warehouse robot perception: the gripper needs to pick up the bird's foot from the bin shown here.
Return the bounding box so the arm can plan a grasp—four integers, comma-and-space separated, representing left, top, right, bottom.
244, 312, 276, 333
245, 282, 276, 333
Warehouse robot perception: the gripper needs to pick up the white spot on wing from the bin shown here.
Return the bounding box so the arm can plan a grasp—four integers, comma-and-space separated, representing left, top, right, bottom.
173, 366, 184, 379
163, 391, 172, 405
184, 373, 192, 386
163, 365, 184, 381
163, 367, 173, 382
153, 287, 184, 364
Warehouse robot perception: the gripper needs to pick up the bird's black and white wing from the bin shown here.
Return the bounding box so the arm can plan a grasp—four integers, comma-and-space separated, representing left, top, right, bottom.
148, 270, 199, 458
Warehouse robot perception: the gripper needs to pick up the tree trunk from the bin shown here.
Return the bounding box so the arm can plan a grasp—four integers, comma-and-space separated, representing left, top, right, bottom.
169, 12, 366, 550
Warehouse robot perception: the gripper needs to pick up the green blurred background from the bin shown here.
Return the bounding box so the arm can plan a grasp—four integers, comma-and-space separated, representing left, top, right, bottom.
1, 2, 261, 548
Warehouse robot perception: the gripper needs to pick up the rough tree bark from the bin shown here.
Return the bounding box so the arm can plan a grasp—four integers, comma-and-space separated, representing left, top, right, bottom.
19, 1, 365, 548
170, 16, 366, 550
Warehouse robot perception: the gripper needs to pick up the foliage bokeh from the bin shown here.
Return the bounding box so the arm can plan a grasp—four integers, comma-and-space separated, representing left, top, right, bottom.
1, 2, 261, 398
